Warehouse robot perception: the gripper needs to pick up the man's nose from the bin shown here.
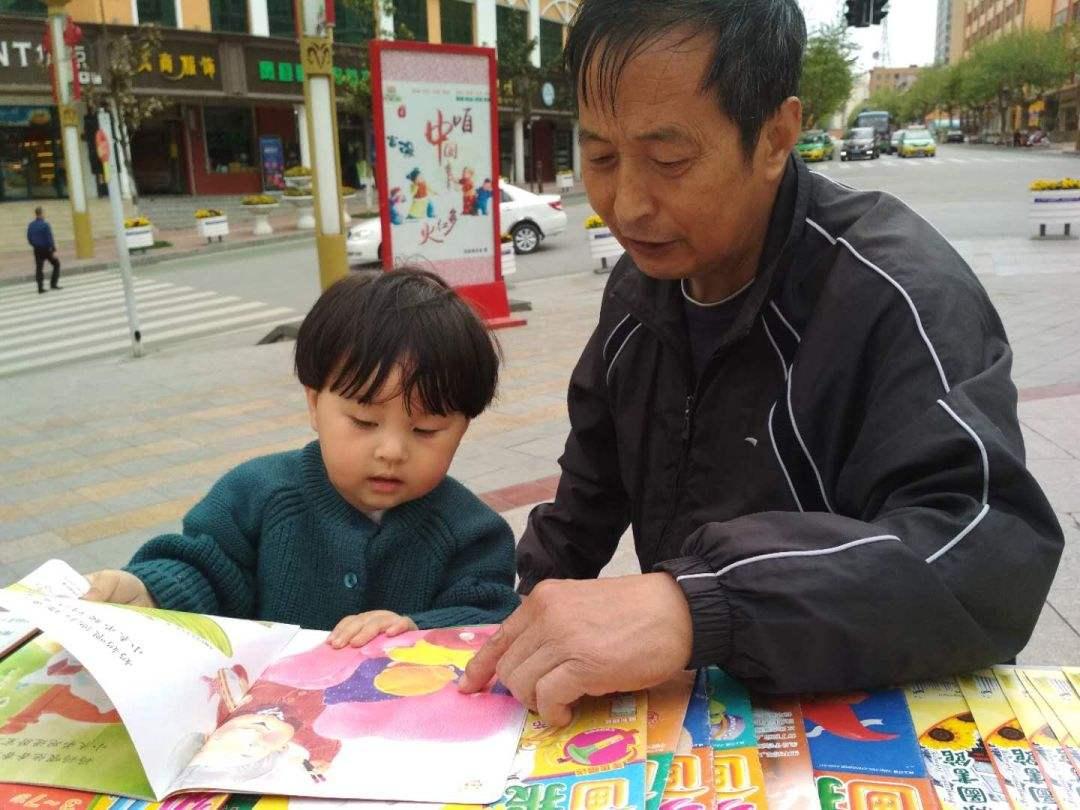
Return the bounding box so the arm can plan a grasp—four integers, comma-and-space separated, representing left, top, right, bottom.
612, 163, 657, 229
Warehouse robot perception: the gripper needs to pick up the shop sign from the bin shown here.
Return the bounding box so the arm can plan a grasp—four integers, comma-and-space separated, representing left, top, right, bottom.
0, 21, 100, 89
245, 47, 367, 95
0, 105, 53, 127
259, 135, 285, 191
133, 40, 223, 91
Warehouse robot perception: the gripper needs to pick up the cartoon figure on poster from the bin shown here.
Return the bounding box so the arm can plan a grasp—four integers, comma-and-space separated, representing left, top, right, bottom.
406, 168, 436, 219
476, 177, 493, 215
388, 187, 408, 225
180, 627, 519, 785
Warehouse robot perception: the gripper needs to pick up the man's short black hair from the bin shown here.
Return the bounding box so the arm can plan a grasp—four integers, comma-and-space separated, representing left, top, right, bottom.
34, 206, 43, 217
565, 0, 806, 156
295, 268, 499, 419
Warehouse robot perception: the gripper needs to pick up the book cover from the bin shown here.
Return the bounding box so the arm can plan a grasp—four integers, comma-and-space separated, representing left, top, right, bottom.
660, 669, 713, 810
958, 670, 1057, 810
750, 694, 816, 810
804, 688, 940, 810
645, 673, 695, 810
904, 677, 1009, 809
706, 668, 767, 810
1022, 667, 1080, 775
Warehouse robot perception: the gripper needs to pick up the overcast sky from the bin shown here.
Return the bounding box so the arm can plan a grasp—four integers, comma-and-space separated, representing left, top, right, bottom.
799, 0, 938, 71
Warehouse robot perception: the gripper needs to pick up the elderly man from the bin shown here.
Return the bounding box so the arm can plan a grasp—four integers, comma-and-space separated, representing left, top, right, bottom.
461, 0, 1063, 724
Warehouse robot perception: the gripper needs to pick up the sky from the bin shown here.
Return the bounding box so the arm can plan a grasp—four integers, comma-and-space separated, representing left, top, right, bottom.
799, 0, 938, 71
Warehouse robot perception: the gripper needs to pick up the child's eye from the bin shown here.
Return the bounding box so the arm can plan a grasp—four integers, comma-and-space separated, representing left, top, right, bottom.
413, 427, 440, 436
350, 417, 377, 429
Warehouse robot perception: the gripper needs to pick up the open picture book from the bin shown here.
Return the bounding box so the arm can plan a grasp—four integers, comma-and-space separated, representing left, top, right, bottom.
0, 561, 526, 805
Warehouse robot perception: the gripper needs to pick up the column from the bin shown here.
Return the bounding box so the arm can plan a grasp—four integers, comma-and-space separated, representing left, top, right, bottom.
248, 0, 270, 35
513, 114, 525, 185
474, 0, 496, 47
572, 118, 581, 181
295, 103, 311, 166
377, 0, 394, 37
47, 0, 93, 258
527, 0, 540, 67
426, 0, 442, 42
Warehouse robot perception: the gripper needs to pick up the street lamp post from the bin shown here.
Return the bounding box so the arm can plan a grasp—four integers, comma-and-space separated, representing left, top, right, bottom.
297, 0, 348, 289
46, 0, 94, 259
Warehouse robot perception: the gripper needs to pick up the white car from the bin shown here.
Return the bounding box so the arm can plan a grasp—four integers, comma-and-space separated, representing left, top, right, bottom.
347, 181, 568, 265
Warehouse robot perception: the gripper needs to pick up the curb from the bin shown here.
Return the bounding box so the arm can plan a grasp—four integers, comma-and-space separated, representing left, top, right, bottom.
0, 231, 315, 289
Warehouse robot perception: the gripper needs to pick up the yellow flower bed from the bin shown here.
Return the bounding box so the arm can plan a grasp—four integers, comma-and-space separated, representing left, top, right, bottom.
242, 195, 278, 205
194, 209, 223, 219
1030, 178, 1080, 191
284, 166, 312, 177
124, 217, 151, 228
583, 214, 606, 230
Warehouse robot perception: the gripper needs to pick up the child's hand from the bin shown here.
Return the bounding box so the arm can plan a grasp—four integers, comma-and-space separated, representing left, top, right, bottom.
328, 610, 417, 649
84, 570, 157, 608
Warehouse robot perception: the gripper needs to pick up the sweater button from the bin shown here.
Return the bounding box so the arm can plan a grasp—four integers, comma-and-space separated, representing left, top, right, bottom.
344, 573, 358, 589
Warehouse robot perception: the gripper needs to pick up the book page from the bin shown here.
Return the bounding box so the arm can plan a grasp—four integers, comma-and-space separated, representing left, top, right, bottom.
1, 559, 91, 659
170, 626, 526, 804
0, 589, 297, 800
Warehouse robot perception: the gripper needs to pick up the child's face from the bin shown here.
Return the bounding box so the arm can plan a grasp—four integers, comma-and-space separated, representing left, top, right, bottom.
306, 366, 469, 512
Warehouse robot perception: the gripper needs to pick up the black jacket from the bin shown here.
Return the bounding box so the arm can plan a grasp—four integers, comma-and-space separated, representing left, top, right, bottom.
517, 156, 1063, 693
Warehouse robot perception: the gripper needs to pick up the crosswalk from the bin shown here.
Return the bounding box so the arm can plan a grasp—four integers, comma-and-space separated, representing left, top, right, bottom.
0, 270, 296, 378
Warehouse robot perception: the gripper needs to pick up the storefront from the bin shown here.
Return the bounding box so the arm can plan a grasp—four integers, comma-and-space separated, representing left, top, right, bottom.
497, 75, 576, 186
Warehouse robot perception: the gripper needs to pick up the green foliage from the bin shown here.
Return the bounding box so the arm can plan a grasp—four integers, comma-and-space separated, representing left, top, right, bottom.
800, 24, 857, 129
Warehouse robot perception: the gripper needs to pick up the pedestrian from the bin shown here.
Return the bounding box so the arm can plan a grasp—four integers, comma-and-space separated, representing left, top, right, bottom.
27, 206, 61, 294
82, 269, 520, 645
460, 0, 1063, 725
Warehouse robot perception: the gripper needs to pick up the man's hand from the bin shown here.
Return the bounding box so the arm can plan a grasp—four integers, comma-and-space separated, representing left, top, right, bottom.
328, 610, 418, 649
84, 570, 157, 608
459, 573, 694, 726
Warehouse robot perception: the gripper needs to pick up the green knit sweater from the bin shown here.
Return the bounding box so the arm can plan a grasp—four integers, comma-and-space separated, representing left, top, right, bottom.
125, 441, 520, 629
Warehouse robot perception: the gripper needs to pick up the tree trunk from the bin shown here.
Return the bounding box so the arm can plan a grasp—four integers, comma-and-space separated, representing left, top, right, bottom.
110, 98, 141, 208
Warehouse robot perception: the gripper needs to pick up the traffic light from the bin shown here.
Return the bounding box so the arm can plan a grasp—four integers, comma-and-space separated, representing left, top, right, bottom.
845, 0, 888, 26
872, 0, 889, 24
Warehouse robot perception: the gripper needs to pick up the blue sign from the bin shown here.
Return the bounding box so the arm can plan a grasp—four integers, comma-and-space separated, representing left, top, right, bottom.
259, 135, 285, 191
0, 105, 53, 128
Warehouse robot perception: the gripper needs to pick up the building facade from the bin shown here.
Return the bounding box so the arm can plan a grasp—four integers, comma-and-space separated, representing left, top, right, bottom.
0, 0, 580, 202
868, 64, 923, 94
935, 0, 953, 63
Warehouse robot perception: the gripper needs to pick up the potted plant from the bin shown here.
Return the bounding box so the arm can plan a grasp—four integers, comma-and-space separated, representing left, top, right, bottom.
195, 208, 228, 243
500, 232, 516, 277
123, 216, 154, 252
283, 186, 315, 230
242, 194, 280, 236
1030, 178, 1080, 238
585, 214, 622, 271
284, 165, 313, 191
556, 167, 574, 192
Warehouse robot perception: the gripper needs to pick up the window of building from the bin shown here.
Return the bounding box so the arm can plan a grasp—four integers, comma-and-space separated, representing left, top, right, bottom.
394, 0, 427, 39
266, 0, 295, 36
137, 0, 177, 26
540, 18, 563, 66
203, 106, 255, 173
210, 0, 247, 32
441, 0, 473, 44
335, 0, 375, 44
497, 5, 528, 49
0, 0, 45, 16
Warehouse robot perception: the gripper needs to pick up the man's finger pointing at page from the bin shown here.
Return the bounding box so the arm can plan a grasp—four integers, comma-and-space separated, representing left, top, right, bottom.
460, 599, 530, 693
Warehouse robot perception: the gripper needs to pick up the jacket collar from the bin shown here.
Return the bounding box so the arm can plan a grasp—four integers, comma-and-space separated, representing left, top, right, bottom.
610, 155, 810, 364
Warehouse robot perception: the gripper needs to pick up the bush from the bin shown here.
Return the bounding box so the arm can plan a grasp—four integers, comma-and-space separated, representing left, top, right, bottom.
284, 166, 312, 177
583, 214, 606, 230
1030, 178, 1080, 191
124, 217, 151, 228
242, 195, 278, 205
194, 209, 223, 219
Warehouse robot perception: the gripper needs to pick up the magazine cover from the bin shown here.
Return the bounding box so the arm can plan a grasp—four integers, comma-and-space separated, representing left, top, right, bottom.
750, 694, 817, 810
646, 672, 695, 810
706, 668, 767, 810
660, 669, 713, 810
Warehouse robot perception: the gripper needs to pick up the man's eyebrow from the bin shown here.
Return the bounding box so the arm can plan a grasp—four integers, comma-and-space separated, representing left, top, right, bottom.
578, 128, 608, 145
578, 126, 694, 145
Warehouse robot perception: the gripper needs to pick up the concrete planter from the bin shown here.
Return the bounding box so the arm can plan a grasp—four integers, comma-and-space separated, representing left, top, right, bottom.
587, 226, 623, 271
1030, 189, 1080, 237
285, 195, 316, 230
557, 173, 574, 192
500, 241, 516, 276
196, 215, 229, 242
284, 175, 312, 191
124, 225, 154, 251
244, 203, 279, 235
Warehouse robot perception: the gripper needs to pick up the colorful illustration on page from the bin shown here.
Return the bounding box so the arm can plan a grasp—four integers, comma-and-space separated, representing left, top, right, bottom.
0, 636, 153, 798
108, 794, 231, 810
904, 677, 1009, 810
0, 783, 116, 810
958, 670, 1057, 810
1024, 667, 1080, 776
646, 673, 695, 810
750, 694, 816, 810
174, 627, 525, 803
659, 669, 714, 810
705, 668, 766, 810
804, 687, 940, 810
995, 666, 1080, 809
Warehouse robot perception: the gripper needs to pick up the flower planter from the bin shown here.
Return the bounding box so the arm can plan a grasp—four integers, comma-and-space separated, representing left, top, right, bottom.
285, 175, 312, 191
196, 215, 229, 243
124, 225, 154, 252
500, 241, 516, 276
244, 203, 279, 235
285, 195, 316, 230
1030, 189, 1080, 237
557, 173, 574, 192
341, 193, 357, 225
587, 226, 623, 271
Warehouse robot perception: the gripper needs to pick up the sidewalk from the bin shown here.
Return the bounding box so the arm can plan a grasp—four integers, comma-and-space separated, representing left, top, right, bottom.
0, 255, 1078, 664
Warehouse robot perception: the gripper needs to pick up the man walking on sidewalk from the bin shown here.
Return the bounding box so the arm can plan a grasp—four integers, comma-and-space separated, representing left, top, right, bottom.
27, 207, 62, 294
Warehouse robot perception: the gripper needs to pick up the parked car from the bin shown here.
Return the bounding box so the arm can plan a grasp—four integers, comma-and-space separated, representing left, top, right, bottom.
346, 181, 568, 265
840, 127, 878, 161
946, 129, 964, 143
898, 127, 937, 158
888, 129, 906, 154
794, 130, 834, 162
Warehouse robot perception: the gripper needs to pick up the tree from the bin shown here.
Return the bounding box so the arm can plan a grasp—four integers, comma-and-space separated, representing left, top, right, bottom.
495, 9, 543, 187
852, 86, 904, 126
799, 24, 857, 129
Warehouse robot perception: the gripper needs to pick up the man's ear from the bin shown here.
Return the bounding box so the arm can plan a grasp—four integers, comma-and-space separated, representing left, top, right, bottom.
760, 96, 803, 180
304, 387, 320, 433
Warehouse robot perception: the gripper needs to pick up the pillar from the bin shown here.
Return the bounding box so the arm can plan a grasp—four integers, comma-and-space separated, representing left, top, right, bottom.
295, 103, 311, 167
527, 0, 540, 67
426, 0, 442, 43
513, 114, 525, 185
475, 0, 496, 48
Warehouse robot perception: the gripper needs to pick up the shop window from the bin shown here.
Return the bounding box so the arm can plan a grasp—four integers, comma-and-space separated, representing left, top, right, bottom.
266, 0, 295, 37
335, 0, 375, 44
137, 0, 177, 26
210, 0, 247, 32
0, 0, 46, 16
394, 0, 427, 39
540, 18, 563, 67
203, 107, 256, 174
441, 0, 473, 44
0, 108, 63, 201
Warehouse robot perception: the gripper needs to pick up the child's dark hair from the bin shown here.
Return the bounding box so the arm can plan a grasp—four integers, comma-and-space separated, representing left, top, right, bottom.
295, 268, 499, 419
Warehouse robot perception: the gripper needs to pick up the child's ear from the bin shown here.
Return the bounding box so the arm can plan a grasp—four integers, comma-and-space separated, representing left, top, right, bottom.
304, 387, 320, 433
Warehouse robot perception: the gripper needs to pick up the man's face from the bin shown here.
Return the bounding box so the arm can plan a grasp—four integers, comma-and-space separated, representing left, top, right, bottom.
578, 31, 790, 288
